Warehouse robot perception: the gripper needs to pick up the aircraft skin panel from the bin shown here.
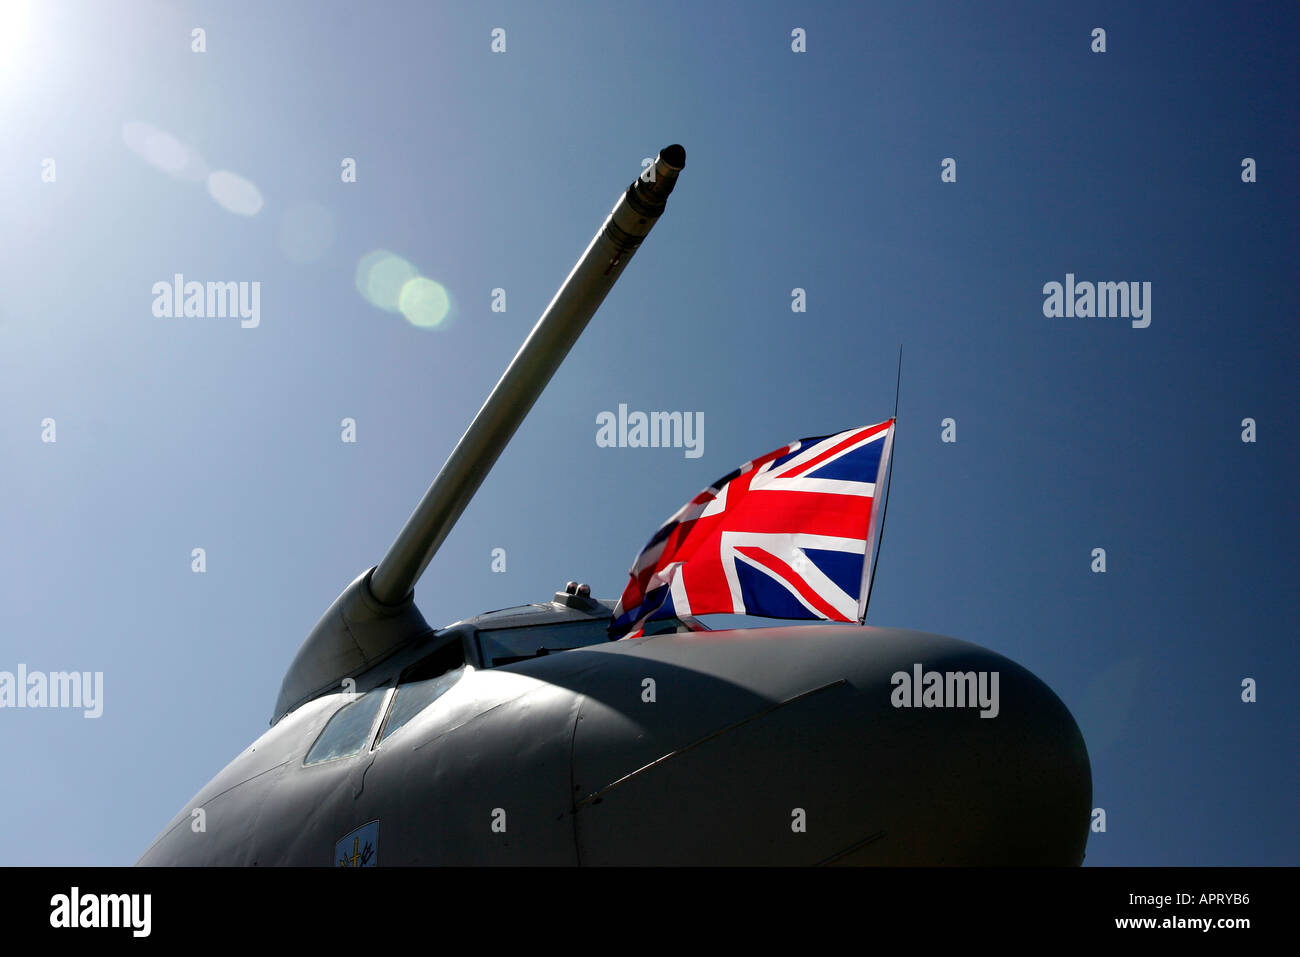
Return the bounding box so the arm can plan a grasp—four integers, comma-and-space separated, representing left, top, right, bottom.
360, 674, 581, 865
139, 624, 1089, 865
137, 695, 340, 865
137, 761, 291, 866
556, 625, 1091, 865
141, 669, 584, 865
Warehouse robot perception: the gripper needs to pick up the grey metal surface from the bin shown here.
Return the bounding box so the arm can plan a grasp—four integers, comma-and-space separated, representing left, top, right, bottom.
272, 567, 433, 724
140, 619, 1090, 866
369, 146, 686, 606
559, 626, 1090, 865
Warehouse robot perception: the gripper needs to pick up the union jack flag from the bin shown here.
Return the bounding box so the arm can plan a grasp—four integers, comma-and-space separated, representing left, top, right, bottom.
609, 418, 895, 638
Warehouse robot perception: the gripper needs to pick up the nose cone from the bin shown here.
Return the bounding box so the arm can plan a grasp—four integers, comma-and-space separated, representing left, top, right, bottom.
556, 626, 1091, 865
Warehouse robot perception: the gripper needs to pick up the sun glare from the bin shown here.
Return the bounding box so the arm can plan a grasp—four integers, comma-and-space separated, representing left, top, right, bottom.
0, 0, 34, 90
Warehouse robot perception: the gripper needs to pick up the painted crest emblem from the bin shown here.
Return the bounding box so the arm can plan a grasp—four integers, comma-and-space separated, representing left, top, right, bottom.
334, 820, 379, 867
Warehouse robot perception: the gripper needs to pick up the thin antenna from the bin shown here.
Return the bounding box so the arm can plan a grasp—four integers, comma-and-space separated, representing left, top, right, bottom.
860, 344, 902, 624
892, 343, 902, 418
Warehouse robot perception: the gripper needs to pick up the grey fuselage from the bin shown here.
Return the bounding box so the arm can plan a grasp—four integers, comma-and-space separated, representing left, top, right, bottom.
138, 146, 1091, 866
138, 595, 1091, 866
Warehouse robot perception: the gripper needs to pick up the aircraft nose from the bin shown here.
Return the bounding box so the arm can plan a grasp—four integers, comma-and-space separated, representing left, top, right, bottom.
565, 626, 1091, 865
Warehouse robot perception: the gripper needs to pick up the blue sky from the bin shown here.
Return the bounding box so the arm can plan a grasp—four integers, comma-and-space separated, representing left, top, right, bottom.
1, 0, 1295, 865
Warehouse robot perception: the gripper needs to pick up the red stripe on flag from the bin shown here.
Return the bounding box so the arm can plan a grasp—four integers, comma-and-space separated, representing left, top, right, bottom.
733, 545, 848, 621
784, 422, 891, 478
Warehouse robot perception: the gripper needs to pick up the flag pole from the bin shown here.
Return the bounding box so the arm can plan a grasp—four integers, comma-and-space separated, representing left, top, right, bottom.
892, 343, 902, 420
859, 344, 901, 624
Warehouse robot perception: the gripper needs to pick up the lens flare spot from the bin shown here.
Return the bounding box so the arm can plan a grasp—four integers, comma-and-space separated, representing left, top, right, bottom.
0, 0, 34, 91
207, 169, 263, 216
355, 250, 417, 312
398, 277, 451, 329
122, 121, 208, 180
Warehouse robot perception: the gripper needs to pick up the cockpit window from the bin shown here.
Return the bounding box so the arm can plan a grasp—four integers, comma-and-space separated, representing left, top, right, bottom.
476, 619, 612, 668
475, 616, 691, 668
639, 617, 690, 636
374, 638, 467, 744
304, 689, 387, 766
379, 665, 465, 743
